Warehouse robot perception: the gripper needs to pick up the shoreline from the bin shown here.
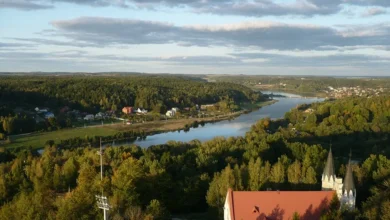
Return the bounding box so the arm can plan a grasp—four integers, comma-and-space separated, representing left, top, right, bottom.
254, 87, 327, 98
2, 99, 278, 150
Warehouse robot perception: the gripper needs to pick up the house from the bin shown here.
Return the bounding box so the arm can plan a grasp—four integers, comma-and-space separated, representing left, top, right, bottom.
224, 148, 356, 220
84, 114, 95, 120
95, 112, 106, 119
166, 110, 174, 117
304, 108, 314, 113
44, 112, 55, 119
136, 108, 148, 114
35, 107, 49, 113
122, 107, 133, 114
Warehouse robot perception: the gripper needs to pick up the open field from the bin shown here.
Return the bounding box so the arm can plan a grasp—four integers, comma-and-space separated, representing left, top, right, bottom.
3, 116, 230, 150
2, 100, 276, 150
4, 126, 119, 149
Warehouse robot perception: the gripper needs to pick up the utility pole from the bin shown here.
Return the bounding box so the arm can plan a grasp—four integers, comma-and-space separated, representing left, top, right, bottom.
96, 138, 110, 220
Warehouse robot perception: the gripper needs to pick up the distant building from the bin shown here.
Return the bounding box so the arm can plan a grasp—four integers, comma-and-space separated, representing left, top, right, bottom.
304, 108, 314, 113
136, 108, 148, 114
35, 107, 49, 113
166, 110, 174, 117
44, 112, 55, 119
122, 107, 133, 114
95, 112, 106, 119
84, 114, 94, 120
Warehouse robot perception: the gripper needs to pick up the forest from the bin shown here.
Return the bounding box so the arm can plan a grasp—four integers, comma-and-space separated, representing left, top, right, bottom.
0, 95, 388, 219
208, 75, 390, 95
0, 75, 263, 136
0, 75, 261, 112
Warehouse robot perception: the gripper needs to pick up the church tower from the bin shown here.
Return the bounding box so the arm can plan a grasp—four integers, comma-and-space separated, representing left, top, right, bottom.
322, 147, 336, 190
341, 155, 356, 209
322, 147, 343, 198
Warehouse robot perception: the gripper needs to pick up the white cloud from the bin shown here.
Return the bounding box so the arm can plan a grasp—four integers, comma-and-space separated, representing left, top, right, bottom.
47, 17, 390, 51
361, 7, 387, 17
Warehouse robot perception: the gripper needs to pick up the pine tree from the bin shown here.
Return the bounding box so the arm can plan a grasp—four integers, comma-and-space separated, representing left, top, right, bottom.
288, 160, 302, 185
303, 166, 317, 185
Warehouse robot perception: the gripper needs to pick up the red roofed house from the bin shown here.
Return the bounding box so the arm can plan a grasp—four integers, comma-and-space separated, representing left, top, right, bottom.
224, 190, 334, 220
122, 106, 133, 115
224, 148, 356, 220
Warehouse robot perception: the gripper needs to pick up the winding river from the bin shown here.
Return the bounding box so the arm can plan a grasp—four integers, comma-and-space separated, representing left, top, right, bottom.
112, 92, 324, 148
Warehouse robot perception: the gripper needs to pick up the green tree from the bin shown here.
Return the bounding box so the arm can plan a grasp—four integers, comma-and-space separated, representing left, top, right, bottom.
287, 160, 302, 185
62, 157, 78, 188
145, 199, 170, 220
270, 159, 285, 184
303, 166, 317, 185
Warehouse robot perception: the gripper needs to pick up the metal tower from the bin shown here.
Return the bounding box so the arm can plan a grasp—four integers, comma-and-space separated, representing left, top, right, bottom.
96, 138, 110, 220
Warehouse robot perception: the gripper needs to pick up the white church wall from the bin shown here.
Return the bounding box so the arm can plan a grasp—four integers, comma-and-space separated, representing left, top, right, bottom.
224, 192, 232, 220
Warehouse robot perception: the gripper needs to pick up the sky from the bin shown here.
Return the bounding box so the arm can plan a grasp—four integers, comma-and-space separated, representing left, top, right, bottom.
0, 0, 390, 76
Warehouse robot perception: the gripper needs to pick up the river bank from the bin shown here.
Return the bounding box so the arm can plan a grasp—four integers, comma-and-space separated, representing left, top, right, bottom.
253, 86, 328, 98
2, 100, 277, 150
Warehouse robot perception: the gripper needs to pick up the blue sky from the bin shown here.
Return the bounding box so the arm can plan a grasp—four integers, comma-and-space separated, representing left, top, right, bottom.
1, 0, 390, 75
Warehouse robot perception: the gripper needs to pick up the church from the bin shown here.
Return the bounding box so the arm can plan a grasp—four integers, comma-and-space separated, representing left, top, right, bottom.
224, 148, 356, 220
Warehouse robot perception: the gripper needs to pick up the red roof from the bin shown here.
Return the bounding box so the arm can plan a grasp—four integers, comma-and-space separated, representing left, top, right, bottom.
226, 189, 335, 220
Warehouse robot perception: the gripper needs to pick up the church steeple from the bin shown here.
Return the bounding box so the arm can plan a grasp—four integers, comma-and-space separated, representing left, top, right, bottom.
322, 146, 335, 182
342, 151, 356, 197
340, 150, 356, 209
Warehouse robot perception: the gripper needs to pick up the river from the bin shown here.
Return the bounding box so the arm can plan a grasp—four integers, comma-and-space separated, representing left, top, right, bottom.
109, 91, 324, 148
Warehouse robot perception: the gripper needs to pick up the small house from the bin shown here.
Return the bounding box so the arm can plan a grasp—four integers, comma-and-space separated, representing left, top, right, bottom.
136, 108, 148, 114
304, 108, 314, 113
44, 112, 55, 119
95, 112, 106, 119
122, 107, 133, 114
84, 114, 94, 120
166, 110, 174, 117
35, 107, 49, 113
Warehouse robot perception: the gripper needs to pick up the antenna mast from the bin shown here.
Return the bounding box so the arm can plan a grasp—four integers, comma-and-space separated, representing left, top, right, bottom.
96, 137, 110, 220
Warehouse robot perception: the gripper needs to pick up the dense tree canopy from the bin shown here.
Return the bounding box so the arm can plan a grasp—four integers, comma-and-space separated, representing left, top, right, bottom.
0, 94, 388, 219
0, 75, 261, 113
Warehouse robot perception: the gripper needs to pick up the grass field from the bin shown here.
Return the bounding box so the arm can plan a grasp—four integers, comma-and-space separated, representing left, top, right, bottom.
5, 126, 119, 150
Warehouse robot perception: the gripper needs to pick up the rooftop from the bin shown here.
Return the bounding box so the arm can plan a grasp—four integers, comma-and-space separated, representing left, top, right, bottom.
226, 189, 335, 220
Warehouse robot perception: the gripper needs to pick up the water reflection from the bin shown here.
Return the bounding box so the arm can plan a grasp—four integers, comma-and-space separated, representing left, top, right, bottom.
117, 92, 324, 148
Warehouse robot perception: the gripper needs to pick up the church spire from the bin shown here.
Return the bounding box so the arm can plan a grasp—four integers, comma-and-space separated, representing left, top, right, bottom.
323, 145, 335, 181
342, 150, 356, 197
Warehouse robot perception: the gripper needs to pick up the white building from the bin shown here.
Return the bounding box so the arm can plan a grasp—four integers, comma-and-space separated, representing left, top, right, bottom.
136, 108, 148, 114
84, 114, 95, 120
166, 110, 174, 117
35, 107, 49, 113
322, 148, 356, 209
